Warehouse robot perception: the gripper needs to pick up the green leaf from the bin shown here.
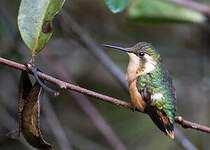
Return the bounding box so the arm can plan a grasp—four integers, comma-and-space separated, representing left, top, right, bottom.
128, 0, 206, 24
18, 0, 65, 56
105, 0, 130, 13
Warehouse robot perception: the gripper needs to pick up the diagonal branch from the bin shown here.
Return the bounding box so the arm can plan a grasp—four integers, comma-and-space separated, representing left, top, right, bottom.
175, 116, 210, 133
0, 56, 210, 134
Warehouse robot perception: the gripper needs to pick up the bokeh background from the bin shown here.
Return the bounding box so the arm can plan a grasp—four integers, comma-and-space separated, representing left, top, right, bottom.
0, 0, 210, 150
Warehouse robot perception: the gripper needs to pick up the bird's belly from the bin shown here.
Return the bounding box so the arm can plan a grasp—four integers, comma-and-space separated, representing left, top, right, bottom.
129, 80, 146, 112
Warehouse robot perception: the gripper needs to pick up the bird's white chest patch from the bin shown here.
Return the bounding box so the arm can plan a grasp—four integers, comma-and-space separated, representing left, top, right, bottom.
142, 54, 156, 74
151, 93, 163, 101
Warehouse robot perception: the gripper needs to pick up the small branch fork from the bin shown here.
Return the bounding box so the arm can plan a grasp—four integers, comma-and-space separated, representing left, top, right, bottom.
0, 56, 210, 134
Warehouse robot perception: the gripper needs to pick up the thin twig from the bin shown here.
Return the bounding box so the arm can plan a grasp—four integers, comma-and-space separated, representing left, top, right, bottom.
175, 116, 210, 133
0, 57, 210, 134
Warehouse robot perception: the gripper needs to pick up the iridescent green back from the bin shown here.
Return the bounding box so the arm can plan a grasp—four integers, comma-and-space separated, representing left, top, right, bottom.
137, 62, 176, 124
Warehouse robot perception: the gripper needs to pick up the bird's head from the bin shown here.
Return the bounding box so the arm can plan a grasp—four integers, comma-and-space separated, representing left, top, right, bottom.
103, 42, 161, 77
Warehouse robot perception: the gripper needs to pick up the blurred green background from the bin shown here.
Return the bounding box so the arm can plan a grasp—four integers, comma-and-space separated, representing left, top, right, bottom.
0, 0, 210, 149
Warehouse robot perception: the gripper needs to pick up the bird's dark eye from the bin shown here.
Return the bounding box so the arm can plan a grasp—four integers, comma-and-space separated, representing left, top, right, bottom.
139, 52, 145, 57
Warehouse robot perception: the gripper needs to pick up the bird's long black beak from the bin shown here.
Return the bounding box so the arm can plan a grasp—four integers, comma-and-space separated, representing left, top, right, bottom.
103, 44, 131, 53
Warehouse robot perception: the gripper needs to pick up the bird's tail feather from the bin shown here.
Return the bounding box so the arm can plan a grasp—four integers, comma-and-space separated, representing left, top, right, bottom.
147, 106, 174, 139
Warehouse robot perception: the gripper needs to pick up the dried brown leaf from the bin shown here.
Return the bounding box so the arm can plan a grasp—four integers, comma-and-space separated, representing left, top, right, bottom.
19, 71, 51, 150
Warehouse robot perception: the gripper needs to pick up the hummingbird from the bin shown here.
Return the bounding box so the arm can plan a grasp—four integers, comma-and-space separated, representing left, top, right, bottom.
103, 42, 176, 139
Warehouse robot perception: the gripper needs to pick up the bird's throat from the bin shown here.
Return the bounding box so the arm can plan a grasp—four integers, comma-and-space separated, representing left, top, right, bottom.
126, 53, 142, 84
126, 53, 157, 85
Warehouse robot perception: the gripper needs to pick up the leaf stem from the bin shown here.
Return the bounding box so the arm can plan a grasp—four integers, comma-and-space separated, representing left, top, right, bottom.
26, 63, 59, 96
